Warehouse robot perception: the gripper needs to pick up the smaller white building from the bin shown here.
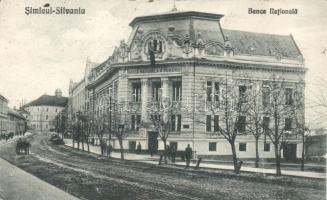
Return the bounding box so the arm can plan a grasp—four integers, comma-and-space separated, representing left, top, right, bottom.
23, 89, 68, 132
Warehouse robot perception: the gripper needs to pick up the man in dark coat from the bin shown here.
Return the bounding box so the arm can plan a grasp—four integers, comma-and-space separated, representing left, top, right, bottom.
184, 144, 193, 168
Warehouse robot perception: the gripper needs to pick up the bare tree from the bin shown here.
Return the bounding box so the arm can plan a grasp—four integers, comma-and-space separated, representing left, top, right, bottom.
246, 84, 266, 168
110, 100, 130, 160
148, 97, 176, 164
196, 73, 250, 174
263, 75, 303, 176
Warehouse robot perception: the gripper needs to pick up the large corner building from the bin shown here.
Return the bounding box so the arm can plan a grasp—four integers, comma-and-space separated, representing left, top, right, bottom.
69, 11, 306, 160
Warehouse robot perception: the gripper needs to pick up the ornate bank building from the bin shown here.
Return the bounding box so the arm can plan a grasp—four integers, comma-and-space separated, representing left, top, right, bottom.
71, 11, 306, 160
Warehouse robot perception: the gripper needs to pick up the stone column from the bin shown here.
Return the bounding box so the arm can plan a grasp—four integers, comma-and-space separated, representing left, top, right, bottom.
141, 78, 149, 123
161, 77, 170, 122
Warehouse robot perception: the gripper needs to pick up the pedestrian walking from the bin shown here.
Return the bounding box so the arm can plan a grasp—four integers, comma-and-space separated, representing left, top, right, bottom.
107, 143, 113, 158
171, 146, 176, 163
136, 142, 142, 154
184, 144, 192, 168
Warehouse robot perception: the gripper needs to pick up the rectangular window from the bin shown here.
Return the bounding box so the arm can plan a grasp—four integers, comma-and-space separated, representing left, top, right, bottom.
214, 115, 219, 132
264, 143, 270, 152
285, 118, 292, 131
172, 81, 182, 101
263, 116, 270, 132
239, 85, 247, 102
238, 116, 246, 133
206, 81, 212, 101
152, 82, 161, 101
171, 115, 176, 131
131, 115, 136, 130
131, 115, 141, 131
177, 115, 181, 131
285, 88, 293, 105
136, 115, 141, 131
206, 115, 211, 132
209, 142, 217, 151
262, 87, 269, 107
132, 82, 142, 102
151, 114, 161, 122
239, 143, 247, 151
214, 82, 219, 102
46, 108, 48, 112
45, 115, 48, 120
183, 124, 189, 129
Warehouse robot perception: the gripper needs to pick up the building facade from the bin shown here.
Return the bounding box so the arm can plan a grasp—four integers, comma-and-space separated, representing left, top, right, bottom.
23, 89, 68, 132
7, 108, 26, 136
0, 94, 8, 137
72, 11, 306, 160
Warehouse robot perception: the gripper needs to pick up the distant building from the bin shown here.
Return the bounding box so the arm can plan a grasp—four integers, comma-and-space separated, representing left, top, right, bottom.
7, 108, 26, 136
0, 94, 8, 136
68, 58, 98, 121
23, 89, 68, 132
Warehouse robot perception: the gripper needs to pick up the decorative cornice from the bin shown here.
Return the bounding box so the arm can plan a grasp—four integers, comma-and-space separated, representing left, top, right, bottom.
86, 58, 306, 89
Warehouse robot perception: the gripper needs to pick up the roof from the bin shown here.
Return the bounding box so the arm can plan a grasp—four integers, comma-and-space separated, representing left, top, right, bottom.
24, 95, 68, 107
8, 108, 25, 120
223, 29, 302, 58
130, 10, 224, 27
0, 94, 8, 102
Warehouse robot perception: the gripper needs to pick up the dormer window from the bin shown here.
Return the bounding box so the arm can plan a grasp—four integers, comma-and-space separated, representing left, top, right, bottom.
144, 34, 166, 59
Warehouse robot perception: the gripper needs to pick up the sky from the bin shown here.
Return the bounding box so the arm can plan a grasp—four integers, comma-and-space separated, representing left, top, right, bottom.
0, 0, 327, 129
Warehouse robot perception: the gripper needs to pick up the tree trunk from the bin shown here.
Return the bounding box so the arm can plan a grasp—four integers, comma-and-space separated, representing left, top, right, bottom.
274, 143, 282, 176
119, 139, 124, 160
230, 141, 239, 174
82, 140, 85, 151
255, 137, 259, 168
163, 139, 167, 164
77, 137, 80, 150
301, 134, 305, 171
87, 139, 90, 153
72, 137, 75, 148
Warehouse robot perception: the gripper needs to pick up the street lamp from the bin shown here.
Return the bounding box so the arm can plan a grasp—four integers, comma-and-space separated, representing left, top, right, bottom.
183, 34, 204, 159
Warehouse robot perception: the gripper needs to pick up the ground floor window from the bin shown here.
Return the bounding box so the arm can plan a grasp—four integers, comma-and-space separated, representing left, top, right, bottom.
239, 143, 247, 152
264, 143, 270, 152
209, 142, 217, 151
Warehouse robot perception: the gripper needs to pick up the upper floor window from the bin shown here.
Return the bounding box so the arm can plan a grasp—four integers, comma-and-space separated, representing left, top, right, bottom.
171, 115, 181, 131
172, 81, 182, 101
132, 82, 142, 102
239, 85, 247, 102
263, 116, 270, 132
206, 81, 212, 101
131, 115, 141, 131
262, 87, 270, 107
285, 88, 293, 105
238, 116, 246, 133
285, 118, 292, 131
152, 82, 161, 101
214, 82, 220, 102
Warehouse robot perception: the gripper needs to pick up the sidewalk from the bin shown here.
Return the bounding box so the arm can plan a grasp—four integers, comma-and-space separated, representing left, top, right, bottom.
64, 139, 326, 179
0, 158, 79, 200
0, 132, 33, 147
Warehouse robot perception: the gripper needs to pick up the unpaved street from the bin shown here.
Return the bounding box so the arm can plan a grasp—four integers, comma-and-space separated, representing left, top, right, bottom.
0, 133, 325, 200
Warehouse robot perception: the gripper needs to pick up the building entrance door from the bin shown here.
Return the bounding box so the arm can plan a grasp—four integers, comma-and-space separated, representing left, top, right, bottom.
129, 141, 136, 153
283, 143, 297, 162
148, 131, 158, 155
